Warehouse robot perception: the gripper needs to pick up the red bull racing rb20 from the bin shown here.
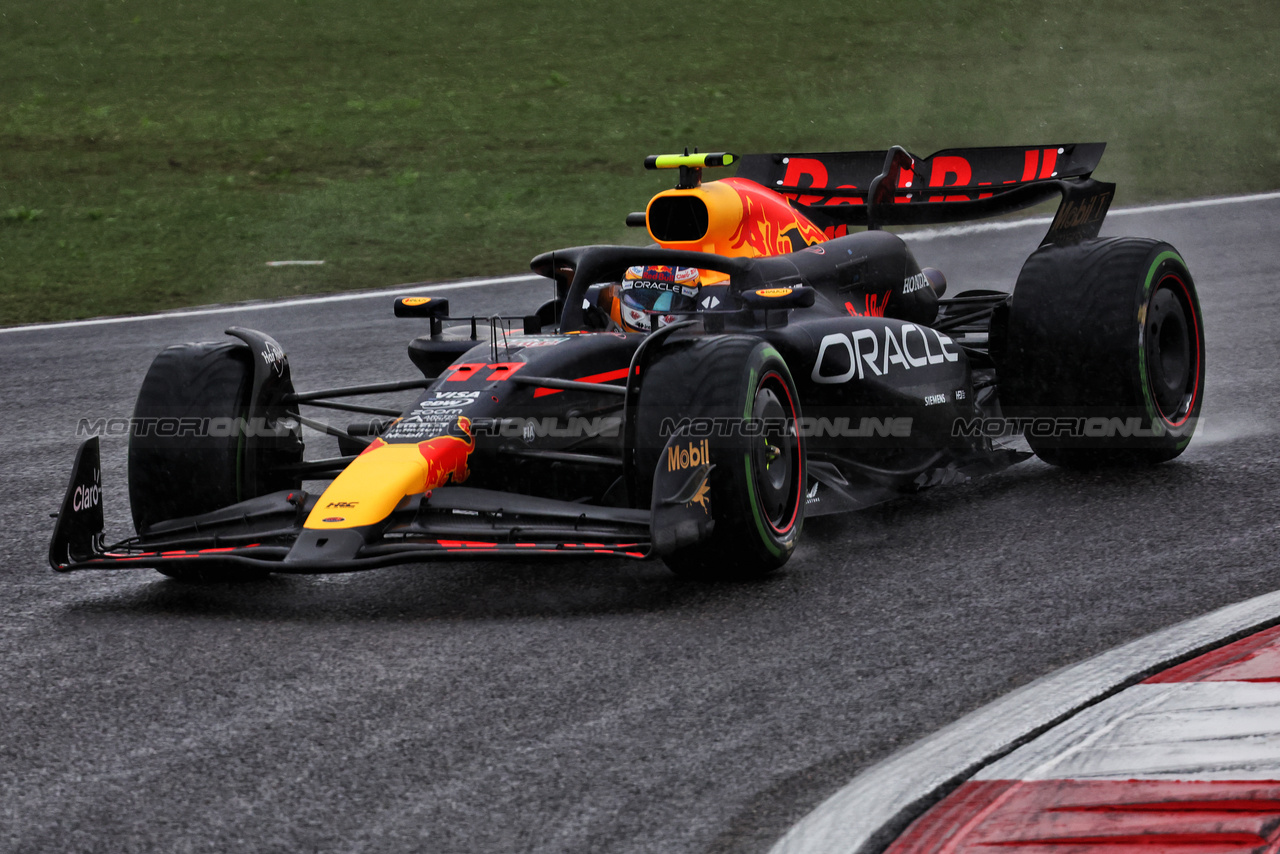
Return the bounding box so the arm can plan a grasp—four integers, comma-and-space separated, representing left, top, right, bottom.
51, 143, 1205, 581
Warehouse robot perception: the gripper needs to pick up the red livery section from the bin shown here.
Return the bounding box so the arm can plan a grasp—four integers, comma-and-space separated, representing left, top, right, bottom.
721, 177, 832, 250
418, 420, 474, 489
845, 291, 891, 318
532, 367, 631, 398
733, 143, 1105, 207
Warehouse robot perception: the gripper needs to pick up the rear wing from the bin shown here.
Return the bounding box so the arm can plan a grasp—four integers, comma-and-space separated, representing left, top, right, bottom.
733, 143, 1114, 245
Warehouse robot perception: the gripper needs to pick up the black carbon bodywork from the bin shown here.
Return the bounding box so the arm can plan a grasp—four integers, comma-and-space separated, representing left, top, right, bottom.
51, 226, 1025, 574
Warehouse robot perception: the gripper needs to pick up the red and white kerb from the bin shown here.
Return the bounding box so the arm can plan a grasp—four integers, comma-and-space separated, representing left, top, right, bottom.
886, 625, 1280, 853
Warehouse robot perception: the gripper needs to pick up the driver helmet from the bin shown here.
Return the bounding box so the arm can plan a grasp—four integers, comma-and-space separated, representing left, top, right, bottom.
616, 265, 701, 332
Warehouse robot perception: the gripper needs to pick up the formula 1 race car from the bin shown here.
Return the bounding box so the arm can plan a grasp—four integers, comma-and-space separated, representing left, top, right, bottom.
50, 143, 1204, 581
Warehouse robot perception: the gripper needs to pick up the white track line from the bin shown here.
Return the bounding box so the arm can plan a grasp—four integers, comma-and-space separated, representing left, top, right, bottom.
5, 190, 1278, 335
0, 275, 543, 335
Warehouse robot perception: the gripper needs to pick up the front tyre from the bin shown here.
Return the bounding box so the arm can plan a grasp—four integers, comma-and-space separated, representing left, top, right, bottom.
999, 238, 1204, 467
128, 340, 302, 582
637, 337, 805, 580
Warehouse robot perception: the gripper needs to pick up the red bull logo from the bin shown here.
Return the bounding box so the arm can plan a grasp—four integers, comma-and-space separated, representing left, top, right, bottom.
723, 178, 828, 257
419, 416, 474, 489
845, 291, 891, 318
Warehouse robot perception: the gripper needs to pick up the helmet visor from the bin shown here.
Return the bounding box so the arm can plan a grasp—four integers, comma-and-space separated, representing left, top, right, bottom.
619, 286, 698, 315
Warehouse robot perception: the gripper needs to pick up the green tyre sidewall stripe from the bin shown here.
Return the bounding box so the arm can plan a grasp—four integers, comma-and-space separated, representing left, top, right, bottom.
1137, 249, 1195, 450
742, 346, 798, 559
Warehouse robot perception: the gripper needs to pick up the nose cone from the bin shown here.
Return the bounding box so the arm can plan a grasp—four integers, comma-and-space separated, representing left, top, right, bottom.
304, 428, 474, 530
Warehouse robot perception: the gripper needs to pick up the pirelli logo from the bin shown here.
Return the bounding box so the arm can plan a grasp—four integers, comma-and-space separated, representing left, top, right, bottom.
667, 438, 710, 472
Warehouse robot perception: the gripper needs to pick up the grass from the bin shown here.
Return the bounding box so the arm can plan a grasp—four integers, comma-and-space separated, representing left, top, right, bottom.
2, 0, 1278, 325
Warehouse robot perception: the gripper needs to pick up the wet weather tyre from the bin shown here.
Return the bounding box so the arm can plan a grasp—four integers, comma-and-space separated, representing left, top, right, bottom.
998, 238, 1204, 467
128, 341, 301, 581
636, 337, 805, 580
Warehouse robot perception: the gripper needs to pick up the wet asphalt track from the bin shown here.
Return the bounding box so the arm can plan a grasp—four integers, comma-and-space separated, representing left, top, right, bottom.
1, 197, 1278, 854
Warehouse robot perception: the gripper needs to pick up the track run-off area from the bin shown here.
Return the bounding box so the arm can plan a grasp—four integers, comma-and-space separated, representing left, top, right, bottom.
1, 193, 1278, 853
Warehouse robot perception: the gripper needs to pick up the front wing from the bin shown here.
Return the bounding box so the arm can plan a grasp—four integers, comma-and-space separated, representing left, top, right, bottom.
49, 438, 714, 574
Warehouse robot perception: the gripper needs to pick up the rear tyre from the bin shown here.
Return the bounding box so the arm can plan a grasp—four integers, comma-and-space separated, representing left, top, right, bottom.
128, 341, 302, 581
636, 337, 805, 580
998, 238, 1204, 467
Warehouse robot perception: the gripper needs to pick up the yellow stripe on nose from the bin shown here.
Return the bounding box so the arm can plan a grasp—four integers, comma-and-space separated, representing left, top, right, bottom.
305, 443, 438, 529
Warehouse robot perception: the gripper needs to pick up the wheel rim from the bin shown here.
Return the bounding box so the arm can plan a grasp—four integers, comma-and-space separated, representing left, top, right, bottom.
1145, 274, 1199, 423
750, 373, 801, 533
